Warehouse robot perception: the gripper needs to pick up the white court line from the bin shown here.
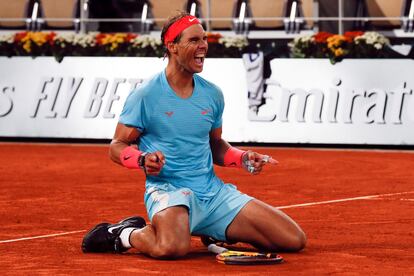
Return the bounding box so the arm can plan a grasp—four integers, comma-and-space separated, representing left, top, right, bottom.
0, 230, 85, 244
277, 191, 414, 209
399, 198, 414, 202
1, 191, 413, 244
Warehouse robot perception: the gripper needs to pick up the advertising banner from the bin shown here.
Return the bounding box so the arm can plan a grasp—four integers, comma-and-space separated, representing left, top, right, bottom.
1, 57, 413, 144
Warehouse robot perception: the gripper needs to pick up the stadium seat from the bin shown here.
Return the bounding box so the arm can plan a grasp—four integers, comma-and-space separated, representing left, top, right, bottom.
0, 0, 30, 29
198, 0, 236, 30
365, 0, 405, 30
151, 0, 188, 30
301, 0, 315, 29
39, 0, 79, 30
249, 0, 285, 29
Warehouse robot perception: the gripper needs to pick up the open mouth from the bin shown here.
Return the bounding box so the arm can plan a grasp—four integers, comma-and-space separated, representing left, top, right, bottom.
194, 54, 205, 66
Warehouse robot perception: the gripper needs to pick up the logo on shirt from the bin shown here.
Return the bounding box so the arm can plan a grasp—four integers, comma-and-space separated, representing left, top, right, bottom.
189, 18, 197, 22
201, 109, 210, 115
165, 111, 174, 117
182, 191, 192, 196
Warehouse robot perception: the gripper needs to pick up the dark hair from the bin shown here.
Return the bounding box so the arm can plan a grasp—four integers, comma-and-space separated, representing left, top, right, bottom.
161, 11, 191, 56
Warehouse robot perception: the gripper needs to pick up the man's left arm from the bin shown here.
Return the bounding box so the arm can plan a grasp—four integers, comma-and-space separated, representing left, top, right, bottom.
209, 127, 278, 174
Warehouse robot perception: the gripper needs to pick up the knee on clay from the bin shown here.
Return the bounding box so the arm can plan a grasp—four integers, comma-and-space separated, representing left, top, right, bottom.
270, 229, 307, 252
151, 240, 191, 259
286, 230, 307, 252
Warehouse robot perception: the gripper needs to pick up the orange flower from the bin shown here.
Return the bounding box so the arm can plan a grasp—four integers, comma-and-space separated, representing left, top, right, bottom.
29, 32, 49, 46
334, 48, 344, 57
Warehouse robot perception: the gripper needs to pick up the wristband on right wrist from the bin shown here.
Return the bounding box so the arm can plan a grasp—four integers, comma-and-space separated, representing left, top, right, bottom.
120, 146, 143, 169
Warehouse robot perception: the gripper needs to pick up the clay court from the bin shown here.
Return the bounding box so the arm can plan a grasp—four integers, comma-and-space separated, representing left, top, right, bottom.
0, 143, 413, 275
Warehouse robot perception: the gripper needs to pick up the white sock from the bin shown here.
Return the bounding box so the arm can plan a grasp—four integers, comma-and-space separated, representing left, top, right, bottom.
119, 227, 138, 249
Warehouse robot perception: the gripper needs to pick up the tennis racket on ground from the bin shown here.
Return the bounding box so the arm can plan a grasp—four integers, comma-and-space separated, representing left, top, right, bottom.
207, 244, 284, 265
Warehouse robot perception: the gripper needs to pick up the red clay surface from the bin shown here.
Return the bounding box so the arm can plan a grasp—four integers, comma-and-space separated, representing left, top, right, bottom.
0, 143, 413, 275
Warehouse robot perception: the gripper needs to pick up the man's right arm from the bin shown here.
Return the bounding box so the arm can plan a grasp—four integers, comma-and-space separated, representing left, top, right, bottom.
109, 123, 141, 165
109, 123, 165, 175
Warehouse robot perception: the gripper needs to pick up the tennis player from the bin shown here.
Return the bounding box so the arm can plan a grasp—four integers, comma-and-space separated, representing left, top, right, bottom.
82, 12, 306, 258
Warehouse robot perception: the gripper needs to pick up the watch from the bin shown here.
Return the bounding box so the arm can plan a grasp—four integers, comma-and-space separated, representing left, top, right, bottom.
138, 152, 149, 169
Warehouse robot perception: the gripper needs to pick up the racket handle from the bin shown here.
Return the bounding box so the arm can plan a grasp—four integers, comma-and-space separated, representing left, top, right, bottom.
207, 244, 228, 254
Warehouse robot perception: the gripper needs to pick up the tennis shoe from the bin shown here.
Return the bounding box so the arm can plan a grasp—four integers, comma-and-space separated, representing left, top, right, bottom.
82, 216, 146, 253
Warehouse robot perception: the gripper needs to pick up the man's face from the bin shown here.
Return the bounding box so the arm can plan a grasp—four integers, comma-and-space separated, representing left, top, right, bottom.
174, 24, 208, 73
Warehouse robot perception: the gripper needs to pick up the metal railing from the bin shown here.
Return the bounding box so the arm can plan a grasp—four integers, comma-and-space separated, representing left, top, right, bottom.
0, 0, 413, 36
